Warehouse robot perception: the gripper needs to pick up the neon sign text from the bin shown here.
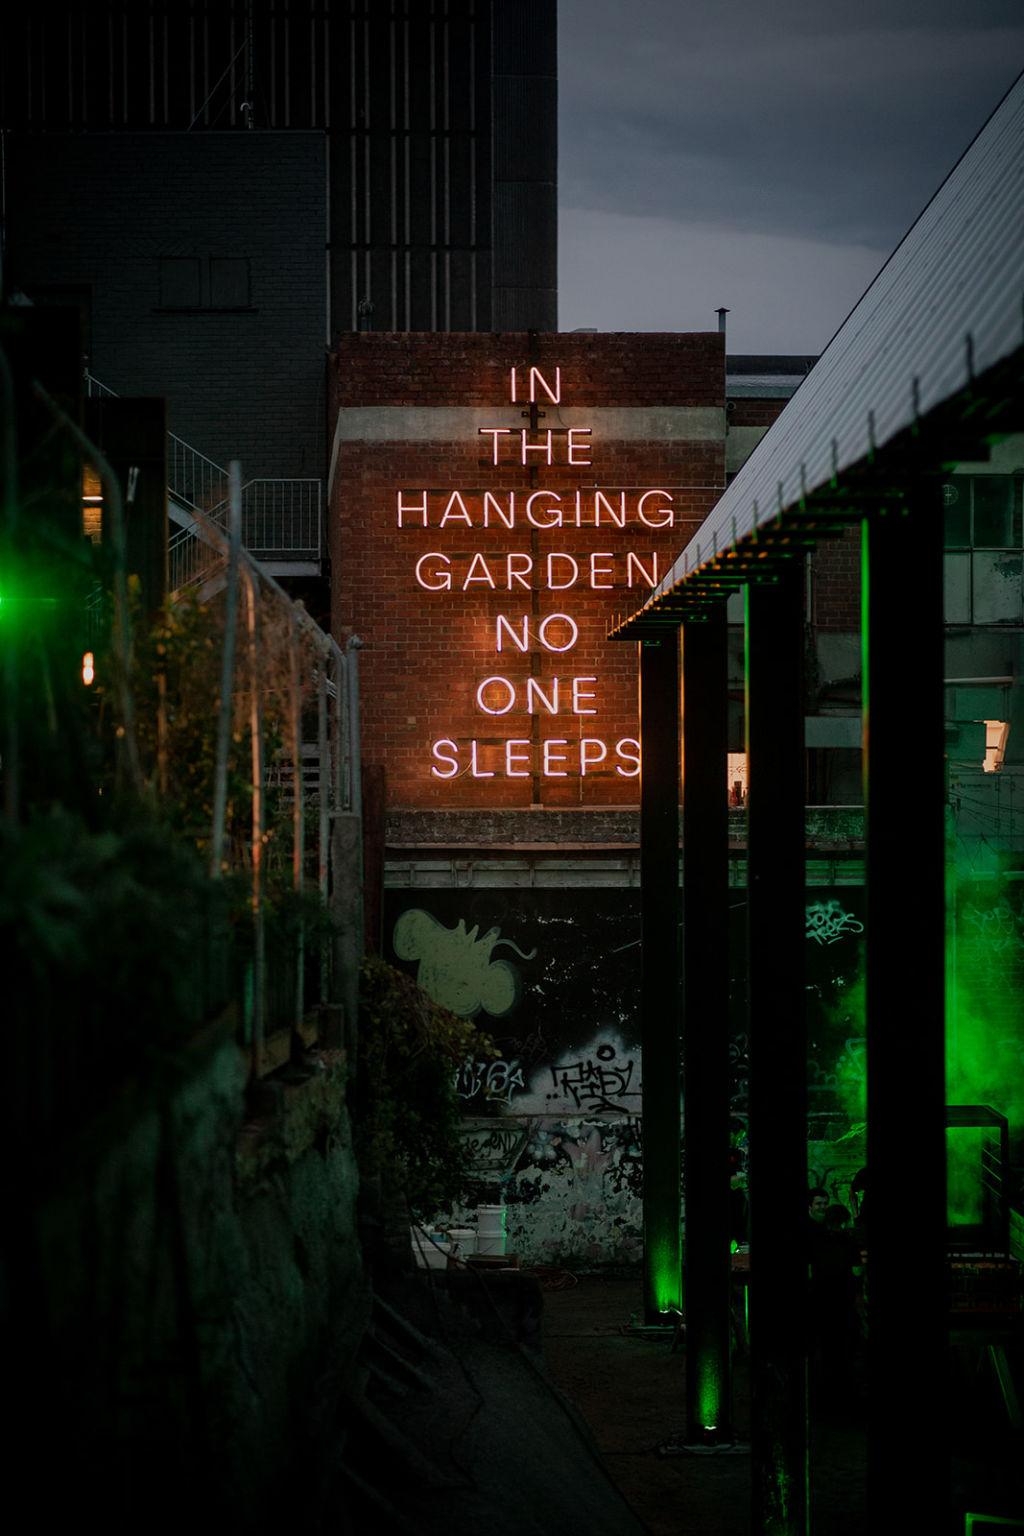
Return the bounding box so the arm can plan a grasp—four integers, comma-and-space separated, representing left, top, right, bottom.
397, 488, 675, 528
474, 676, 599, 716
398, 361, 675, 784
430, 737, 640, 779
414, 550, 661, 592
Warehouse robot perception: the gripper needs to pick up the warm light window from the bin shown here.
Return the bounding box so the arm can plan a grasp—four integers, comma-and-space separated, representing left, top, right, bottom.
82, 466, 103, 544
982, 720, 1009, 773
727, 752, 748, 805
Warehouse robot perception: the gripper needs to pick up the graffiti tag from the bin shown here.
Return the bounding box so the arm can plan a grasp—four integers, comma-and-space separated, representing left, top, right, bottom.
459, 1122, 528, 1175
806, 900, 864, 946
548, 1043, 639, 1113
455, 1056, 525, 1105
961, 901, 1024, 955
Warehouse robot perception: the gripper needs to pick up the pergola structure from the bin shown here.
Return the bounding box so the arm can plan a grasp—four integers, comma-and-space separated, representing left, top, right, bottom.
616, 74, 1024, 1532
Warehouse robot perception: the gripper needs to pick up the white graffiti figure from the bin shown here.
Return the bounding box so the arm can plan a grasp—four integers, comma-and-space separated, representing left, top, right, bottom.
805, 900, 864, 946
393, 909, 536, 1018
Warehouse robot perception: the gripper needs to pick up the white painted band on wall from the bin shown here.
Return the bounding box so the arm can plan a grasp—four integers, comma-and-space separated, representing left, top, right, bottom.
328, 405, 726, 495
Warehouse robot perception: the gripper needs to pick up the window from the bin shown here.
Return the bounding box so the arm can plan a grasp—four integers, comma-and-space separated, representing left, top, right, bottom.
157, 256, 253, 311
209, 257, 251, 308
943, 475, 1023, 624
158, 257, 202, 309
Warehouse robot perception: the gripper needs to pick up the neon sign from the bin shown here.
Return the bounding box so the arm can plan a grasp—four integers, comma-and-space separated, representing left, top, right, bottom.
398, 364, 673, 783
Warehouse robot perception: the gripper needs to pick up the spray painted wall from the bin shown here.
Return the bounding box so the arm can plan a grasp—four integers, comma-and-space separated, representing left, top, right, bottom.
384, 884, 870, 1264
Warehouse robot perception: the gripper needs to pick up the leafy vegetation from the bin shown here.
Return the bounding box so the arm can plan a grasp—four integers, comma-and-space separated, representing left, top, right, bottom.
356, 957, 498, 1220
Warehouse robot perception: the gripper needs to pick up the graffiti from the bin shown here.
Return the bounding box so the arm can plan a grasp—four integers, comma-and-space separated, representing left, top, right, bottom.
806, 900, 864, 946
502, 1118, 645, 1264
961, 900, 1024, 955
393, 909, 536, 1018
728, 1032, 750, 1112
547, 1042, 639, 1113
459, 1121, 529, 1176
455, 1057, 525, 1105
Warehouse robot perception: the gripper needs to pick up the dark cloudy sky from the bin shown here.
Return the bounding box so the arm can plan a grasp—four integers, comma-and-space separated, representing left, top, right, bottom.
558, 1, 1024, 351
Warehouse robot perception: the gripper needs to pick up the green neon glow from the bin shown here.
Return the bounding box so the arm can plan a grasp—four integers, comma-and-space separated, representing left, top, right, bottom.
648, 1231, 682, 1314
696, 1355, 723, 1430
944, 838, 1023, 1224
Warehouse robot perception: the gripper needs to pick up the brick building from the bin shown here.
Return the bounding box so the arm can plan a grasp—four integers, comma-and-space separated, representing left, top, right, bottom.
329, 331, 725, 809
328, 328, 868, 1265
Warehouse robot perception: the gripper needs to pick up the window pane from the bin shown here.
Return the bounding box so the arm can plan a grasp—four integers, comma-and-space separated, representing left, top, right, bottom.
944, 552, 971, 623
942, 478, 970, 547
209, 257, 250, 308
972, 475, 1014, 547
159, 257, 201, 308
972, 552, 1023, 623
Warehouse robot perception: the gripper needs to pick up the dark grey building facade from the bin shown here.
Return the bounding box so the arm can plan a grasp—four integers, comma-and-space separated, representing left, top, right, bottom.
1, 0, 557, 485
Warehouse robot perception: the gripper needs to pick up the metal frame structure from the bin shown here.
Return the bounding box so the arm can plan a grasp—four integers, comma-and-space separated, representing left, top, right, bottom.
612, 74, 1024, 1534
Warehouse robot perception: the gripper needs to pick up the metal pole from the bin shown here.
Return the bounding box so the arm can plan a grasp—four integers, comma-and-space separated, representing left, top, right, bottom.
681, 604, 733, 1441
863, 489, 948, 1529
318, 657, 330, 1001
746, 567, 808, 1536
289, 610, 305, 1028
209, 461, 242, 878
330, 640, 347, 810
244, 566, 265, 1076
0, 345, 19, 824
639, 634, 683, 1322
347, 633, 364, 823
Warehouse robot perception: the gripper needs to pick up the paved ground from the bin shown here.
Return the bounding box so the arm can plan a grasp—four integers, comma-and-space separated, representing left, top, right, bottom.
541, 1275, 1023, 1536
354, 1268, 1021, 1534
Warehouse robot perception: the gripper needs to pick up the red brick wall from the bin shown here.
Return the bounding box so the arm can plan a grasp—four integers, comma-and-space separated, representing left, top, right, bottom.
813, 526, 862, 630
328, 333, 725, 809
729, 397, 785, 428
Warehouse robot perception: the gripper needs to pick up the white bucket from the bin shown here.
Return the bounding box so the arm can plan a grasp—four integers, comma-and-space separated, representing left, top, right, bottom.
447, 1227, 477, 1260
475, 1205, 507, 1257
410, 1226, 450, 1269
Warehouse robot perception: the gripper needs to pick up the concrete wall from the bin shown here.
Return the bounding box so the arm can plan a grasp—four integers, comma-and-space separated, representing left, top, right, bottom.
384, 880, 869, 1266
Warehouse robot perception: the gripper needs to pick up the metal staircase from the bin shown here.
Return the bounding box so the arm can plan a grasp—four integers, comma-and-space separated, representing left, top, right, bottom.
85, 374, 322, 592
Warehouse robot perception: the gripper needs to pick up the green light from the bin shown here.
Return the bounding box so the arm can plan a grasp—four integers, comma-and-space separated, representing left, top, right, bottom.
696, 1355, 723, 1431
648, 1230, 683, 1314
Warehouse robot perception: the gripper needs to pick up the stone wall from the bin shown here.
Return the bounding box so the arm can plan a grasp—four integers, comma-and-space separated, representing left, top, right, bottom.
12, 1030, 366, 1533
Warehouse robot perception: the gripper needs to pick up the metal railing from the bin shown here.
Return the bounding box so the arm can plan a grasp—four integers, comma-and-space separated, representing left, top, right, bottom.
168, 432, 230, 513
86, 373, 322, 567
236, 479, 321, 557
167, 479, 323, 593
168, 520, 222, 593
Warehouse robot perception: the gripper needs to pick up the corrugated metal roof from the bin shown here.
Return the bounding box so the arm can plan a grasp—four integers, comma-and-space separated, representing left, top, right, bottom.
623, 71, 1024, 625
